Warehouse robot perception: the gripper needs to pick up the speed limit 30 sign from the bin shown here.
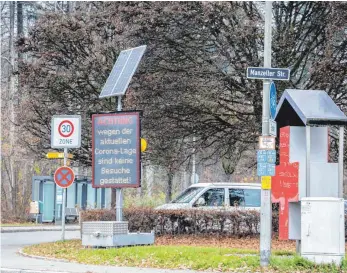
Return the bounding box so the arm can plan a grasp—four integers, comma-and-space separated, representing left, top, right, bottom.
51, 115, 81, 148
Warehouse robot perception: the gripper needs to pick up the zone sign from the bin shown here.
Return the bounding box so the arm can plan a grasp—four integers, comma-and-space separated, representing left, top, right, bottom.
51, 115, 81, 148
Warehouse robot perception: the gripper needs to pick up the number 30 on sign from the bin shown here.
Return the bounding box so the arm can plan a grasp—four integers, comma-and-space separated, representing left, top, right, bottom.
51, 115, 81, 148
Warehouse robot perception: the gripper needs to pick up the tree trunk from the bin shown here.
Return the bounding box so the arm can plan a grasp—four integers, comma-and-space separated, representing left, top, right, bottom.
111, 188, 116, 209
8, 1, 15, 211
165, 171, 174, 203
17, 1, 23, 95
67, 1, 75, 13
146, 165, 153, 197
17, 2, 23, 34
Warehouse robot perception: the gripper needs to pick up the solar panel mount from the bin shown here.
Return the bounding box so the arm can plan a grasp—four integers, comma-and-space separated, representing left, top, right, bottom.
99, 45, 147, 98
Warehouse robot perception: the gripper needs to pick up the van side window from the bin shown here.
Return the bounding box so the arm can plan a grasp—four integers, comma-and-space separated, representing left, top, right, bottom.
229, 189, 261, 207
229, 189, 245, 207
196, 188, 225, 207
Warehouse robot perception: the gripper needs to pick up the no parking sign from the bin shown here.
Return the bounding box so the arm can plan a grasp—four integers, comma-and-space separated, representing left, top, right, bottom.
54, 166, 75, 188
51, 115, 81, 148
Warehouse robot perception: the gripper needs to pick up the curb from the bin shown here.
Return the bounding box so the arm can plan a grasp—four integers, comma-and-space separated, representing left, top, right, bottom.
15, 248, 248, 273
1, 227, 80, 233
18, 249, 70, 263
0, 268, 71, 273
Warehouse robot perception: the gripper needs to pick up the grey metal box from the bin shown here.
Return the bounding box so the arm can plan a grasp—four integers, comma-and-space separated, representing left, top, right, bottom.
82, 221, 128, 235
81, 221, 155, 248
82, 232, 155, 247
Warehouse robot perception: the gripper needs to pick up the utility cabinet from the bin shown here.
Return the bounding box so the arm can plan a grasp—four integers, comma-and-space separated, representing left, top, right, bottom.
272, 89, 347, 265
301, 198, 345, 264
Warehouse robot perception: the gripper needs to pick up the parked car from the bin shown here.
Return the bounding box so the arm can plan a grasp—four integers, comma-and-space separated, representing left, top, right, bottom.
155, 182, 261, 211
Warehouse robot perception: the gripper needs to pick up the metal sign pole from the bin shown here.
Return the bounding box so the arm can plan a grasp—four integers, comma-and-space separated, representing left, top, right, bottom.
192, 136, 196, 184
260, 1, 272, 267
338, 127, 344, 198
116, 95, 123, 221
306, 126, 311, 196
61, 147, 68, 241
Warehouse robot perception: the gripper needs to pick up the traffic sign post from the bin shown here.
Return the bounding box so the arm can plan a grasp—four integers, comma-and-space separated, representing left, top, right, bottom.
53, 149, 75, 241
248, 21, 291, 265
51, 115, 80, 240
259, 3, 273, 266
244, 1, 291, 267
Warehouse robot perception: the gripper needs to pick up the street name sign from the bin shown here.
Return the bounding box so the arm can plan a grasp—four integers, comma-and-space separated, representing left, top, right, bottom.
92, 112, 141, 188
259, 136, 276, 150
247, 67, 290, 81
51, 115, 81, 148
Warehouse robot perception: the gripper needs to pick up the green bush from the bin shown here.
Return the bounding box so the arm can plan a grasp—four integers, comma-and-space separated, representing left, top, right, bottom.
80, 208, 346, 240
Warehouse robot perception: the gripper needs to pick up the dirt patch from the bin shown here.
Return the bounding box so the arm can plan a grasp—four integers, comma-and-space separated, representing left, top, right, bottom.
156, 235, 295, 251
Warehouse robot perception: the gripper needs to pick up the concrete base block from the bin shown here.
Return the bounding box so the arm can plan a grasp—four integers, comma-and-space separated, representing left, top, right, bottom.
82, 232, 155, 248
302, 253, 344, 266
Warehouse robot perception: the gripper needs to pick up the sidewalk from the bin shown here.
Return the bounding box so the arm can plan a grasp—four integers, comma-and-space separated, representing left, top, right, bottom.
0, 225, 80, 233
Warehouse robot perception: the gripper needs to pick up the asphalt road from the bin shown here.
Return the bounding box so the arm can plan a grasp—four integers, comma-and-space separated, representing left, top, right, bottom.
0, 231, 211, 273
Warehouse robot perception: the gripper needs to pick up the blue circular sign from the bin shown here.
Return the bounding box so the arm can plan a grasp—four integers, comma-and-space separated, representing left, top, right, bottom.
269, 82, 277, 119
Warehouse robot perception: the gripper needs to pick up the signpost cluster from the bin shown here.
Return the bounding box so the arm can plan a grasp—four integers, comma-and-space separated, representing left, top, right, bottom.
49, 45, 150, 248
246, 1, 291, 266
51, 115, 81, 241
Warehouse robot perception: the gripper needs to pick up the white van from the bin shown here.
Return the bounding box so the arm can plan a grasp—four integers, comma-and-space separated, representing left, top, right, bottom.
156, 182, 261, 211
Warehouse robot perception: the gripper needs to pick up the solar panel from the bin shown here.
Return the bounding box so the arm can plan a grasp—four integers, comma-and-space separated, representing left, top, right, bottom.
99, 45, 147, 98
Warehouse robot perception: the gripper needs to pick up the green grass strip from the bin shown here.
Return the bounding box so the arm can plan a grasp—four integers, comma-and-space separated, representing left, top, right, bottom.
23, 240, 347, 272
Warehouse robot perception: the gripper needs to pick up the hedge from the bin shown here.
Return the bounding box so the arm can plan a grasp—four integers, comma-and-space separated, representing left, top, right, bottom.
81, 208, 278, 237
81, 208, 347, 239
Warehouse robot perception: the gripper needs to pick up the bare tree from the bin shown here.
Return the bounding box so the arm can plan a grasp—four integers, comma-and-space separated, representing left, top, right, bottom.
14, 2, 347, 205
1, 1, 60, 220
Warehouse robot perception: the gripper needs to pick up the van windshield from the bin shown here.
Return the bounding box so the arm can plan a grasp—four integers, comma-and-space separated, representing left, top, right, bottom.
172, 187, 204, 203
